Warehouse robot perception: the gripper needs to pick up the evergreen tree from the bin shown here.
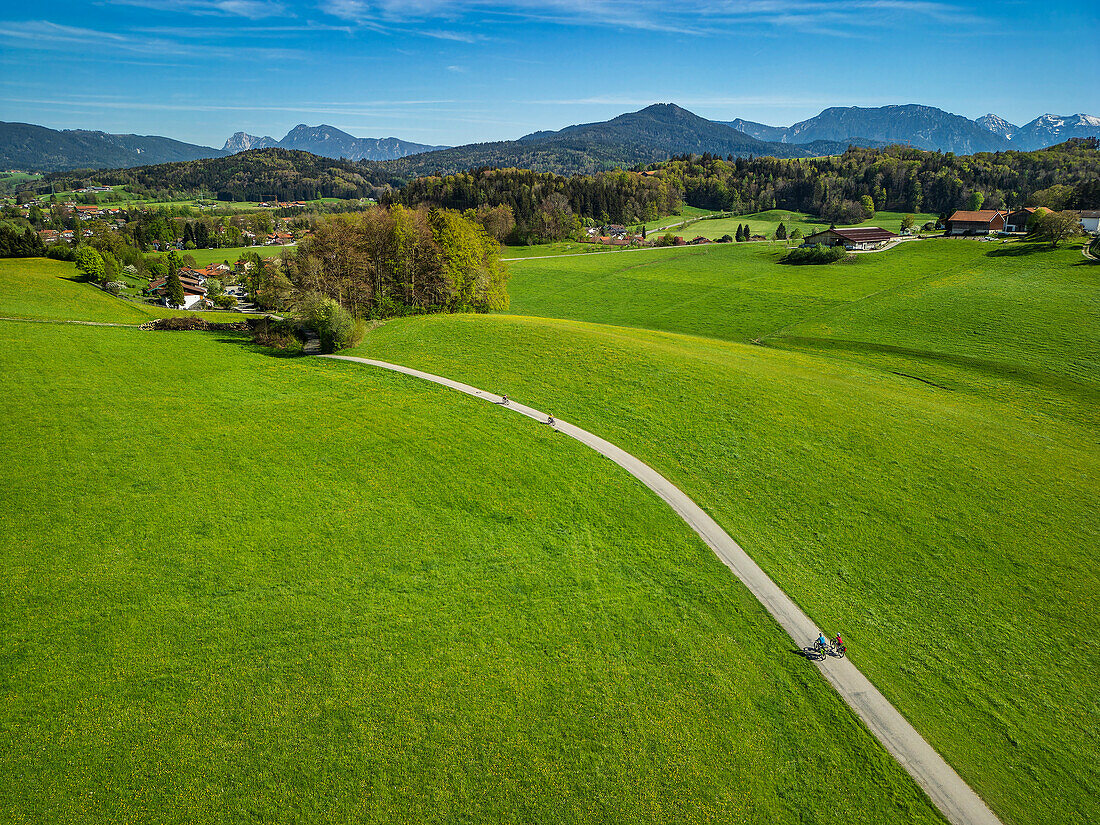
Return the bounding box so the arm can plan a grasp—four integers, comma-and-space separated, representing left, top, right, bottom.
743, 223, 751, 239
735, 224, 744, 242
166, 269, 185, 307
775, 222, 787, 240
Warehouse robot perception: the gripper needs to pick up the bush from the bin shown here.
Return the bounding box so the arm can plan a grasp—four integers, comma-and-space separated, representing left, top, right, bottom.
297, 292, 357, 353
781, 243, 848, 265
250, 317, 300, 349
214, 294, 236, 309
46, 245, 76, 262
103, 281, 125, 295
719, 234, 734, 243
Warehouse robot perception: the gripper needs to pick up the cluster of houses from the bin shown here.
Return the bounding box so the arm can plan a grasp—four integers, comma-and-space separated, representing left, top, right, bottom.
38, 228, 95, 244
944, 207, 1100, 235
147, 262, 235, 310
581, 225, 738, 247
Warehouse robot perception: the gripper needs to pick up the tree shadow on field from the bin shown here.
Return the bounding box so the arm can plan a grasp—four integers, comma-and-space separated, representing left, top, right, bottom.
985, 243, 1059, 257
212, 334, 304, 359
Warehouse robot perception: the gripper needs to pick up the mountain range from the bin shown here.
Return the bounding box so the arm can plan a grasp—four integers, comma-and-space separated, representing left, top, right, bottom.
222, 125, 446, 161
363, 104, 875, 179
0, 122, 226, 174
5, 103, 1099, 175
726, 105, 1100, 154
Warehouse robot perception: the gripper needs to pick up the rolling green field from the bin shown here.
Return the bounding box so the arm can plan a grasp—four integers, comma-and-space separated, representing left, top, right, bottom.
501, 240, 604, 258
344, 238, 1100, 825
680, 210, 938, 241
155, 244, 293, 267
0, 320, 942, 823
503, 237, 1045, 344
2, 237, 1097, 824
0, 258, 261, 322
642, 204, 715, 232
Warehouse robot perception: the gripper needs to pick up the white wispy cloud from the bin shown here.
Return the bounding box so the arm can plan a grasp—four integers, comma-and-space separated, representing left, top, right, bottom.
0, 19, 304, 59
316, 0, 985, 36
104, 0, 289, 19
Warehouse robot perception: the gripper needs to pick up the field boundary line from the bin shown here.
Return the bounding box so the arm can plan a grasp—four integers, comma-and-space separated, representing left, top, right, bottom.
0, 316, 143, 328
320, 353, 1003, 825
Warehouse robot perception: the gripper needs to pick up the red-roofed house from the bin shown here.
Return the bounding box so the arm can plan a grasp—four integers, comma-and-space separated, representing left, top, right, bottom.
944, 210, 1005, 235
803, 226, 899, 249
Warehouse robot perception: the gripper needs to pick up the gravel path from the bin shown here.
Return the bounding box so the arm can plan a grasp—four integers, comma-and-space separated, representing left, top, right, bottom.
322, 353, 1003, 825
0, 316, 142, 327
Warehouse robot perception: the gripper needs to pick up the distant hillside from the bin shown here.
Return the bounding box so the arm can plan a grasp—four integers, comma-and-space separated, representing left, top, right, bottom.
0, 121, 227, 172
370, 104, 857, 177
783, 105, 1009, 153
721, 117, 790, 142
40, 148, 385, 201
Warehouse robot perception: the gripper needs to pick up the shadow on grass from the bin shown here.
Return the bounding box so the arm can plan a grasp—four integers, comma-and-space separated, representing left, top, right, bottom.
985, 243, 1061, 257
793, 647, 826, 662
212, 334, 305, 358
769, 335, 1093, 398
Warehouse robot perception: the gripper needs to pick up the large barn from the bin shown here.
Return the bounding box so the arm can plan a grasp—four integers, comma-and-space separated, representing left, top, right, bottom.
802, 226, 898, 250
945, 210, 1006, 235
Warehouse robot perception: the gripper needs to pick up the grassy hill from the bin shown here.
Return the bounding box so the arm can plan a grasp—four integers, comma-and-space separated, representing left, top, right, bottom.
0, 317, 942, 823
646, 210, 938, 240
2, 238, 1097, 823
343, 238, 1100, 825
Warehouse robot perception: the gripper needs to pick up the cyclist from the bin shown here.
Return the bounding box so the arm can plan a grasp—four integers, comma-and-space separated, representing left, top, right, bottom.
501, 394, 509, 405
547, 413, 556, 425
815, 631, 829, 654
834, 632, 845, 652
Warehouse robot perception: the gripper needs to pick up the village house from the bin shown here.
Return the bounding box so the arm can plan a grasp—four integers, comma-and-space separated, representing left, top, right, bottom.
148, 268, 210, 310
1079, 210, 1100, 234
803, 226, 898, 249
1003, 207, 1046, 233
944, 210, 1005, 235
38, 229, 60, 244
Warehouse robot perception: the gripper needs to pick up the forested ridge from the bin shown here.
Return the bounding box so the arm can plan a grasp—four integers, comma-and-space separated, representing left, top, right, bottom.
378, 140, 1100, 241
40, 149, 391, 202
28, 140, 1100, 237
651, 139, 1100, 220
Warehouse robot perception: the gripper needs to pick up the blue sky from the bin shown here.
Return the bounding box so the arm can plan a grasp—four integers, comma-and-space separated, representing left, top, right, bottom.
2, 1, 1098, 148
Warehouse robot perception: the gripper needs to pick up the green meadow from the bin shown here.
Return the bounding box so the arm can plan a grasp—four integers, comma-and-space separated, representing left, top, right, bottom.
157, 244, 293, 267
344, 238, 1100, 825
2, 235, 1097, 824
0, 319, 942, 824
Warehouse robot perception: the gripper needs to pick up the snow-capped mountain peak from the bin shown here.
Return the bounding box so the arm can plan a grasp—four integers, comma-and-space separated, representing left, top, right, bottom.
976, 113, 1017, 140
1011, 112, 1100, 149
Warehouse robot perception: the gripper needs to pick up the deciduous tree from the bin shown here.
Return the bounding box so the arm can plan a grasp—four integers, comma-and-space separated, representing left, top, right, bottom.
74, 246, 105, 282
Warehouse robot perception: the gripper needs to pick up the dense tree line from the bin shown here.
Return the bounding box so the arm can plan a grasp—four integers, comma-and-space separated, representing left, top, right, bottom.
0, 223, 45, 257
647, 139, 1100, 218
38, 149, 389, 202
284, 206, 508, 318
385, 168, 681, 243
